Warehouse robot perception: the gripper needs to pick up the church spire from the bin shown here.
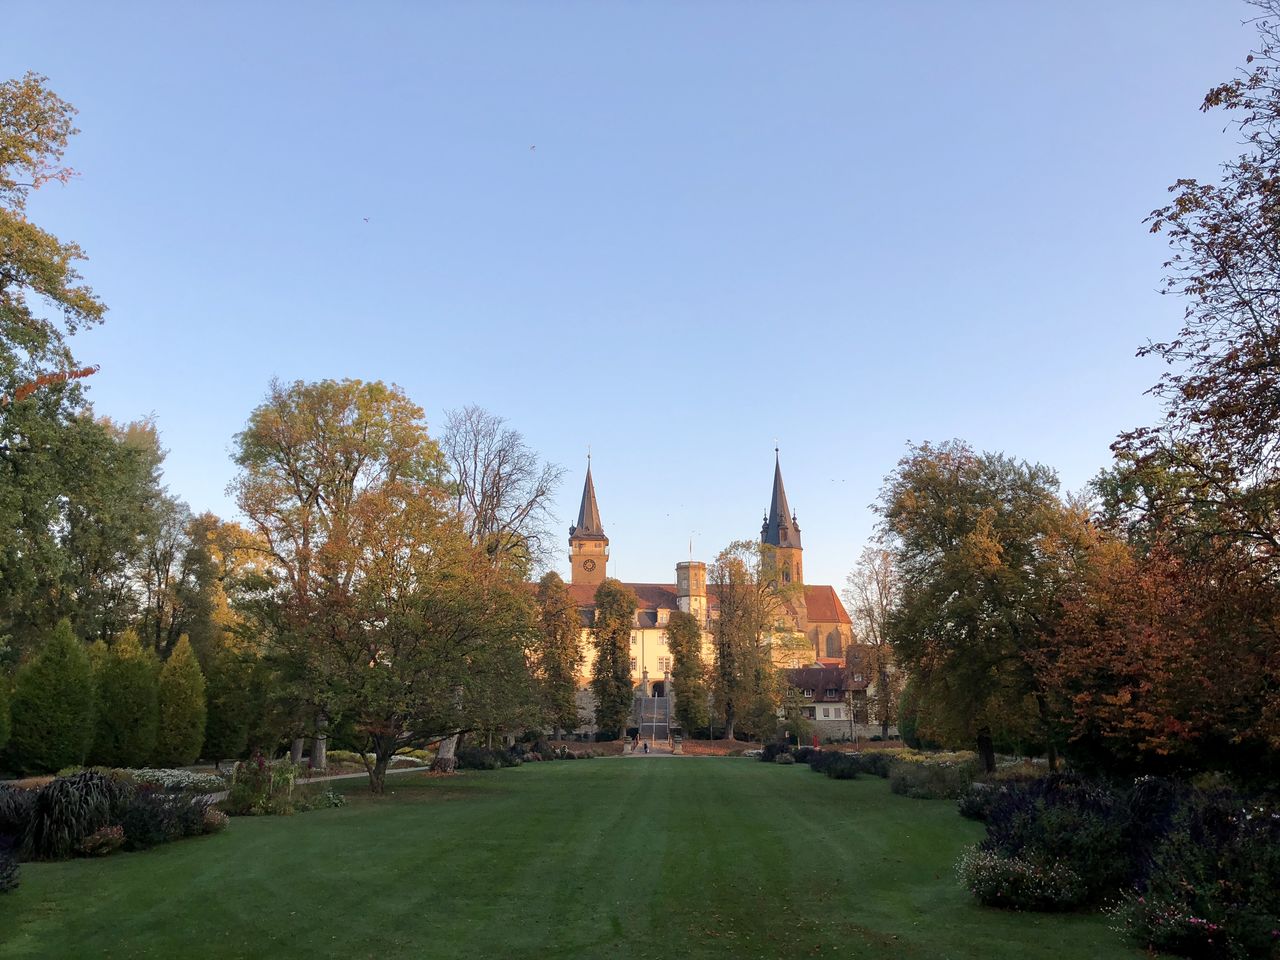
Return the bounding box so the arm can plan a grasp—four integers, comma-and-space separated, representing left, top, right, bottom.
570, 459, 605, 540
762, 449, 801, 548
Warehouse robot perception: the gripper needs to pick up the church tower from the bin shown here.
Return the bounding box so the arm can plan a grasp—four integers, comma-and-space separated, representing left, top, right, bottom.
760, 449, 803, 586
569, 459, 608, 586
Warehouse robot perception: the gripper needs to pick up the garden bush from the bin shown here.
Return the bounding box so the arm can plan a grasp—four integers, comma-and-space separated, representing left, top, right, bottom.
0, 785, 34, 845
956, 846, 1087, 911
457, 747, 521, 770
121, 790, 209, 849
222, 755, 300, 816
1111, 789, 1280, 960
851, 751, 893, 778
6, 620, 95, 774
77, 824, 125, 857
824, 755, 859, 780
759, 742, 792, 763
154, 637, 206, 768
793, 746, 818, 764
981, 775, 1131, 899
888, 752, 977, 799
957, 781, 997, 821
202, 807, 229, 833
22, 770, 132, 860
774, 752, 796, 765
123, 768, 225, 794
0, 841, 17, 894
89, 631, 159, 769
201, 651, 252, 762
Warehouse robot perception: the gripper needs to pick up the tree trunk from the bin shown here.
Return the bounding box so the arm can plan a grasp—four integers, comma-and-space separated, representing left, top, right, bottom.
432, 734, 458, 773
881, 718, 890, 740
976, 727, 996, 774
1046, 741, 1060, 773
313, 713, 328, 771
369, 755, 388, 794
290, 736, 304, 765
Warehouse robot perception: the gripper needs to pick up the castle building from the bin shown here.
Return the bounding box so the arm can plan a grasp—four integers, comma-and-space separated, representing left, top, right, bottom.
566, 453, 853, 706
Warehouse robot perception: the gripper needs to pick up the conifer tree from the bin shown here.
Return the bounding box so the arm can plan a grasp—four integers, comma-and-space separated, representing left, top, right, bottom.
89, 629, 158, 768
589, 579, 637, 738
6, 620, 94, 774
155, 636, 206, 766
202, 650, 253, 761
665, 610, 709, 734
0, 669, 11, 754
535, 572, 583, 736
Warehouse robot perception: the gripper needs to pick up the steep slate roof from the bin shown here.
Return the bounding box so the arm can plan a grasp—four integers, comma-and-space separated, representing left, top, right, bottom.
569, 462, 606, 540
784, 666, 866, 702
761, 452, 802, 549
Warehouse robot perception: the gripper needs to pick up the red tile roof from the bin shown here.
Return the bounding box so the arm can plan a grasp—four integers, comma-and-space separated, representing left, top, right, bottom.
803, 584, 851, 625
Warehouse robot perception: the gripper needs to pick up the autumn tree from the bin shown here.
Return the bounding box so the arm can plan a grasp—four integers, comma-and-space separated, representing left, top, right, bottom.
1048, 542, 1280, 782
843, 546, 903, 739
0, 72, 103, 412
440, 405, 565, 575
664, 609, 709, 734
534, 572, 583, 737
879, 442, 1095, 771
233, 378, 446, 763
1117, 1, 1280, 572
590, 579, 637, 739
708, 541, 793, 742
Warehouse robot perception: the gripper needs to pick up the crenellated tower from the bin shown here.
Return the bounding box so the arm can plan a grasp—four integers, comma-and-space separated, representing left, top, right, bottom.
569, 459, 608, 586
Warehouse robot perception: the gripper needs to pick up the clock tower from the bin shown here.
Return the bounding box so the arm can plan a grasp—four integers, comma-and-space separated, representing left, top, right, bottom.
569, 459, 608, 586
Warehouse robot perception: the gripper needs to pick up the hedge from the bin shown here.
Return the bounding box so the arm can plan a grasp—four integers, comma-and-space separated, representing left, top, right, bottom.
6, 620, 95, 774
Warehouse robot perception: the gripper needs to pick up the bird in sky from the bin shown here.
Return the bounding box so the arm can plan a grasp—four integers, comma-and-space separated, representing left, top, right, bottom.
362, 217, 369, 223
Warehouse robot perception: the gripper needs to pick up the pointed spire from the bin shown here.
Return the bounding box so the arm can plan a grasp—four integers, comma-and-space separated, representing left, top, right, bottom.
570, 459, 606, 539
762, 449, 801, 548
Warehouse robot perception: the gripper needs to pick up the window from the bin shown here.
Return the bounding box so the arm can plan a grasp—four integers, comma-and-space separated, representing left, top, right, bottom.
825, 688, 840, 699
803, 688, 814, 699
822, 707, 830, 718
803, 707, 816, 719
631, 634, 637, 646
833, 707, 842, 720
629, 657, 637, 672
658, 609, 669, 626
853, 673, 865, 683
658, 656, 671, 673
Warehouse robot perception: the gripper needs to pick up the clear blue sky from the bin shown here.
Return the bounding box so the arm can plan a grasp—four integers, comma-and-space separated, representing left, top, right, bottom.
2, 2, 1252, 589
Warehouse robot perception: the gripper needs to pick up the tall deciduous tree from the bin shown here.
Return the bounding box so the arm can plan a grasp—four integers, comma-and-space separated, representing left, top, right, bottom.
534, 572, 583, 737
5, 620, 94, 774
878, 441, 1094, 771
664, 610, 708, 734
590, 579, 637, 738
708, 541, 791, 742
843, 546, 903, 739
155, 636, 207, 767
0, 72, 103, 411
440, 405, 564, 575
1118, 2, 1280, 570
232, 378, 445, 759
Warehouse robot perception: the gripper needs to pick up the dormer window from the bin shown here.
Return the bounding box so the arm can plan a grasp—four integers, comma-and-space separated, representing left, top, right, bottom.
803, 688, 814, 699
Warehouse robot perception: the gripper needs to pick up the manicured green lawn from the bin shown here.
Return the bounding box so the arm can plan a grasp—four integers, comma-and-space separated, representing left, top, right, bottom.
0, 759, 1144, 960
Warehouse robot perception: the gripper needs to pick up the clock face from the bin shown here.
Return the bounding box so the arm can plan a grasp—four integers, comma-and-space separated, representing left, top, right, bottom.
582, 558, 597, 572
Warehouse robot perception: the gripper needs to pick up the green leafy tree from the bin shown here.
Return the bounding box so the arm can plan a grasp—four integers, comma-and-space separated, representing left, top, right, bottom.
878, 441, 1093, 771
590, 579, 637, 738
0, 668, 10, 753
202, 649, 254, 761
5, 620, 94, 773
708, 541, 791, 742
155, 636, 207, 766
664, 610, 708, 734
89, 629, 158, 768
535, 572, 583, 736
